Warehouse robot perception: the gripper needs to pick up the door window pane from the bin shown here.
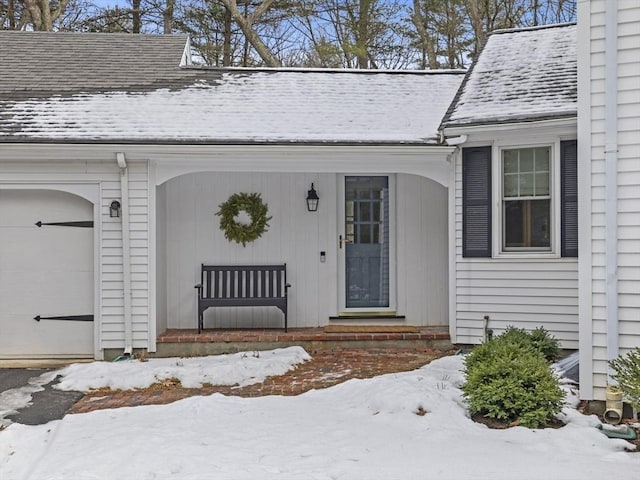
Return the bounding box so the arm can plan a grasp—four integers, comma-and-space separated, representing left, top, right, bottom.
359, 202, 370, 222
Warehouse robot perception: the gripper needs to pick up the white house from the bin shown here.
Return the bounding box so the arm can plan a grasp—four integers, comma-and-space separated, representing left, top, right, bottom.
576, 0, 640, 402
0, 31, 464, 360
440, 23, 580, 349
1, 9, 638, 404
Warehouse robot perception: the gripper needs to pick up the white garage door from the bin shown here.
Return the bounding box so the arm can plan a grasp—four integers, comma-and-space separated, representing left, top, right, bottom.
0, 189, 94, 358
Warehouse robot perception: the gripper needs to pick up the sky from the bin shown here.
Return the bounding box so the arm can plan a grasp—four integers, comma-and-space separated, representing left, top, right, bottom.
1, 347, 638, 480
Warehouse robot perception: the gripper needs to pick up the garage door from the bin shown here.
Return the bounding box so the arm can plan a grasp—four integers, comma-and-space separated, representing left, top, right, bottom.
0, 189, 94, 358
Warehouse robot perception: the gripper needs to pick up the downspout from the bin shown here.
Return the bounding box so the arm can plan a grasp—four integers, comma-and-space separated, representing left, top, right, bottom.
604, 2, 618, 376
117, 152, 133, 356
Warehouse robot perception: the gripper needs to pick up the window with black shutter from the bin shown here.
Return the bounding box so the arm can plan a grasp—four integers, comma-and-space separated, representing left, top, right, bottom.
560, 140, 578, 257
462, 146, 492, 258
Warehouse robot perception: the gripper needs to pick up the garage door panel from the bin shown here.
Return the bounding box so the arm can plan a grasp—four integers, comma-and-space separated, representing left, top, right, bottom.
0, 271, 93, 314
0, 227, 93, 271
0, 189, 92, 226
0, 189, 95, 358
0, 314, 93, 357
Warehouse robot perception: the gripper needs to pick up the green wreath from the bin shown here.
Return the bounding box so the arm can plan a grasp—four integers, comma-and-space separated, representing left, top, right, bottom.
216, 192, 272, 247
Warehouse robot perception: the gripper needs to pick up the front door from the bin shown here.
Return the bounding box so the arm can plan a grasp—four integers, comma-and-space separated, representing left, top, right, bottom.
339, 176, 394, 312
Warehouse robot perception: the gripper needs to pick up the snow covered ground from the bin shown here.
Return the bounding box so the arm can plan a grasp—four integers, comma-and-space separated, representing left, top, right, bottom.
1, 347, 638, 480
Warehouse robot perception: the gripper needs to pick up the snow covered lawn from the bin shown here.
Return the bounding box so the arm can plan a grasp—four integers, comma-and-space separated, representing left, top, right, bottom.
1, 348, 638, 480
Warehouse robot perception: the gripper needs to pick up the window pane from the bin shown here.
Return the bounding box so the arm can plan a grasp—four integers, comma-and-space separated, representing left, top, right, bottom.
531, 199, 550, 247
373, 224, 380, 242
519, 173, 534, 196
535, 172, 549, 195
358, 187, 372, 200
360, 224, 371, 243
520, 148, 534, 172
346, 201, 354, 221
504, 173, 518, 197
504, 150, 518, 173
504, 199, 550, 249
534, 148, 550, 171
346, 223, 355, 240
372, 202, 381, 221
504, 200, 524, 248
359, 202, 370, 222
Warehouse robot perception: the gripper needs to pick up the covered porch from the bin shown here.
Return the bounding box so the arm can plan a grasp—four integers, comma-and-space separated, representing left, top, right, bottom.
149, 145, 455, 353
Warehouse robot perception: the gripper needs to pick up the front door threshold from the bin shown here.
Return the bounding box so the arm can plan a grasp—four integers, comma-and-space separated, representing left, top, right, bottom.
329, 315, 406, 320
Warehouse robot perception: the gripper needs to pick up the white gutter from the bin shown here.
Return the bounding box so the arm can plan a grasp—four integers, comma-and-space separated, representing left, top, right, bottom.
117, 152, 133, 356
604, 1, 619, 374
445, 135, 467, 146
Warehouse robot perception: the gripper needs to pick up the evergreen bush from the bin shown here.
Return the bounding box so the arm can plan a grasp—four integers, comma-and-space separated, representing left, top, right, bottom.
498, 326, 560, 362
462, 328, 564, 428
609, 348, 640, 412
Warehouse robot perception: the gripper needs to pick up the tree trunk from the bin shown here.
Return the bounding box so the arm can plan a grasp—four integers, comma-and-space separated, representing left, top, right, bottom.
23, 0, 43, 29
40, 0, 53, 30
219, 0, 282, 67
21, 0, 68, 30
132, 0, 141, 33
356, 0, 370, 69
223, 6, 232, 66
163, 0, 174, 34
411, 0, 439, 69
8, 0, 17, 29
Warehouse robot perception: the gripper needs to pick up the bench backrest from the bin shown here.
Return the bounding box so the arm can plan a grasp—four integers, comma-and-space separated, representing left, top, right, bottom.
200, 264, 287, 300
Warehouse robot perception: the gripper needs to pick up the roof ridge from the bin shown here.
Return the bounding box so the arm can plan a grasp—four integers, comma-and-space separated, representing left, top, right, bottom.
489, 22, 576, 36
181, 66, 466, 75
0, 30, 188, 39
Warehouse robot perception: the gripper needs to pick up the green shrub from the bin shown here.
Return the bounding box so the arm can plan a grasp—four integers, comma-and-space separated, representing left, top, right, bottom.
497, 326, 559, 362
462, 329, 564, 428
609, 348, 640, 412
529, 327, 560, 362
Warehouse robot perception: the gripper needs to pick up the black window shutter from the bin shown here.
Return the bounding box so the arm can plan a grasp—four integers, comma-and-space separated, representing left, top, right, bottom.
561, 140, 578, 257
462, 146, 492, 258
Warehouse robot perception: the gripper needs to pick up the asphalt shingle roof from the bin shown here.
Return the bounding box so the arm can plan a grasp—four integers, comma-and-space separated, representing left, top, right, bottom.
0, 31, 465, 145
0, 30, 191, 98
0, 68, 464, 144
441, 23, 577, 129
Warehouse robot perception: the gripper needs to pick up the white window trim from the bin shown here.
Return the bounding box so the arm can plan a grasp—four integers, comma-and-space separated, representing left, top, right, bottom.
492, 139, 562, 259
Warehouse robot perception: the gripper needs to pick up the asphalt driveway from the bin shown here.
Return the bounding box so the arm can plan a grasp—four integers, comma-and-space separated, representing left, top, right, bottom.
0, 366, 83, 426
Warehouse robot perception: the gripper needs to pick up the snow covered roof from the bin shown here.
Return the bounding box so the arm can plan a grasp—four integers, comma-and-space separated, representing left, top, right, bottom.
0, 68, 464, 144
0, 31, 191, 98
441, 23, 576, 129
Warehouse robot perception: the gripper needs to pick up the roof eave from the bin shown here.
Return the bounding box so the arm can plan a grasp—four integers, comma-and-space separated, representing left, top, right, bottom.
441, 114, 577, 137
0, 137, 443, 147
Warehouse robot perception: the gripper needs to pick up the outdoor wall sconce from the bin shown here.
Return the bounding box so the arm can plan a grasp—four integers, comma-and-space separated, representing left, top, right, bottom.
306, 183, 319, 212
110, 200, 121, 218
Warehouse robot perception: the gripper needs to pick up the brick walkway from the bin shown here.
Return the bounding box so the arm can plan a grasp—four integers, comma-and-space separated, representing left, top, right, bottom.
70, 348, 451, 414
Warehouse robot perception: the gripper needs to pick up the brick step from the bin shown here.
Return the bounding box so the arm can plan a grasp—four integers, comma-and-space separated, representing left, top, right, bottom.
132, 327, 452, 360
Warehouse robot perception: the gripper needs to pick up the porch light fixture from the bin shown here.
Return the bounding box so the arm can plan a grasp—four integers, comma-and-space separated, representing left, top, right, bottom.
110, 200, 121, 218
306, 183, 319, 212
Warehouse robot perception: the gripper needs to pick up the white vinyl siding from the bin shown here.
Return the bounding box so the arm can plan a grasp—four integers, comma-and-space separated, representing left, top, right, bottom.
98, 160, 150, 350
454, 152, 579, 347
581, 0, 640, 400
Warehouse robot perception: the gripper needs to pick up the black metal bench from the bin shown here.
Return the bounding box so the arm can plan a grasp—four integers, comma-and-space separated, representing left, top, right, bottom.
195, 264, 291, 333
